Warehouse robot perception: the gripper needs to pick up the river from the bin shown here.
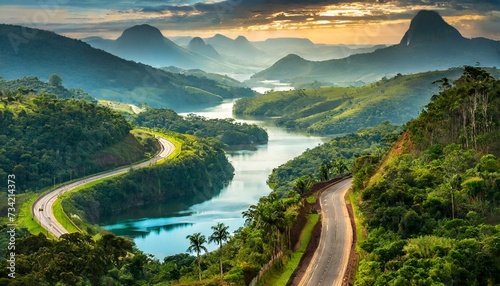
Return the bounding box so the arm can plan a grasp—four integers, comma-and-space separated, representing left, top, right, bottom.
101, 99, 326, 259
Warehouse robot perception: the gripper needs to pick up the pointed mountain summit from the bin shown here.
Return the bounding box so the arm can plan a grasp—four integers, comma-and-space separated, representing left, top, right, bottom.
252, 10, 500, 84
232, 36, 263, 57
188, 37, 221, 59
400, 10, 463, 46
83, 24, 235, 71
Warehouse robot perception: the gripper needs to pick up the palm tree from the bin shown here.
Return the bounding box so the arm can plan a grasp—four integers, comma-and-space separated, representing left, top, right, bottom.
209, 223, 230, 281
186, 232, 208, 281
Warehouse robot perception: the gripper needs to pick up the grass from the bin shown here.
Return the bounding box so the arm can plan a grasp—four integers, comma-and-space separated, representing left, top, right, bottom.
50, 129, 182, 235
258, 213, 319, 286
17, 192, 53, 237
348, 190, 366, 252
306, 193, 317, 204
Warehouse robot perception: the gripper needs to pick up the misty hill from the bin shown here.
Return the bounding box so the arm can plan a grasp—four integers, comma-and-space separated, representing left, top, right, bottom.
235, 68, 500, 134
83, 25, 235, 72
162, 67, 247, 88
0, 24, 254, 109
252, 10, 500, 85
187, 37, 221, 59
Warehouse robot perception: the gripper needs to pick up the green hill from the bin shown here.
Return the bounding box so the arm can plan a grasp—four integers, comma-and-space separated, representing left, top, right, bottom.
0, 91, 154, 192
0, 24, 254, 109
234, 68, 500, 134
0, 76, 96, 102
353, 67, 500, 285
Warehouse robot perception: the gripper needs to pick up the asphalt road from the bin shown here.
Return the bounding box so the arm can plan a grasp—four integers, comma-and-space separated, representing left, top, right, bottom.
32, 137, 176, 238
299, 178, 354, 286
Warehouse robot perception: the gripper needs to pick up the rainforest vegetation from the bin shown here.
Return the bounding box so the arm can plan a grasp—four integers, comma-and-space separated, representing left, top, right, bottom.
135, 108, 268, 146
352, 67, 500, 285
0, 90, 148, 193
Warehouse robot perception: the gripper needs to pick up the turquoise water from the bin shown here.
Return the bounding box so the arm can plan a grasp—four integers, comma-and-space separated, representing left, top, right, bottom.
101, 100, 325, 259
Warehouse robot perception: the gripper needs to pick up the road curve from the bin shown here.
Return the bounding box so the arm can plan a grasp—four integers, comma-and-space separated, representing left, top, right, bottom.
299, 178, 353, 286
32, 137, 176, 238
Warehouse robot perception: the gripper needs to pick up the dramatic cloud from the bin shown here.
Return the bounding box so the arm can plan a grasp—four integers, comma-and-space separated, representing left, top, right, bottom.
0, 0, 498, 43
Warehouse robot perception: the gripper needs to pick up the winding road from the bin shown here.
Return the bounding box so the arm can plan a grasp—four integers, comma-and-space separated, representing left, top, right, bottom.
299, 178, 353, 286
32, 137, 176, 238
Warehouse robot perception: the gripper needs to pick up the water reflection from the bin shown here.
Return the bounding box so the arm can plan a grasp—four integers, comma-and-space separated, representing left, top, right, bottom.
101, 99, 326, 259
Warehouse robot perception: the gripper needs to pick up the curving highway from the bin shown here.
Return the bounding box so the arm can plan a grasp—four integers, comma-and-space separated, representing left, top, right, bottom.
299, 178, 353, 286
32, 137, 176, 238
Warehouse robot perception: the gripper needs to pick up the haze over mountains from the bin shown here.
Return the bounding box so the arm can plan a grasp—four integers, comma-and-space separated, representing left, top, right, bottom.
252, 10, 500, 85
0, 24, 254, 109
84, 25, 386, 74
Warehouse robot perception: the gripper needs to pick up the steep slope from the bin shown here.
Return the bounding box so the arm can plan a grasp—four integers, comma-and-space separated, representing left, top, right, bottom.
0, 24, 253, 109
353, 67, 500, 285
252, 10, 500, 85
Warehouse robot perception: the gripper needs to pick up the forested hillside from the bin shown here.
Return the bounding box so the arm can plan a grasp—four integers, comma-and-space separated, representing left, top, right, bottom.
135, 108, 268, 146
269, 122, 400, 195
234, 68, 500, 134
0, 76, 96, 102
353, 67, 500, 285
0, 91, 151, 192
63, 132, 234, 225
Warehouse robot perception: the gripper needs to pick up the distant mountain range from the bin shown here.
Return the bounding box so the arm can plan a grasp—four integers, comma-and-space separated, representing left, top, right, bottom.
83, 25, 388, 74
83, 25, 237, 72
251, 10, 500, 85
0, 24, 254, 109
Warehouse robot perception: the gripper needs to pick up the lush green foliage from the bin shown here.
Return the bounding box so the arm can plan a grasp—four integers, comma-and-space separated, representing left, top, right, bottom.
354, 67, 500, 285
135, 108, 268, 146
0, 92, 143, 192
0, 76, 96, 102
269, 122, 401, 195
62, 132, 234, 225
235, 69, 498, 134
0, 230, 152, 285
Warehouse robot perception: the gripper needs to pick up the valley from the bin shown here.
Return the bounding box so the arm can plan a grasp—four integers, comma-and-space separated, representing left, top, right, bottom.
0, 4, 499, 286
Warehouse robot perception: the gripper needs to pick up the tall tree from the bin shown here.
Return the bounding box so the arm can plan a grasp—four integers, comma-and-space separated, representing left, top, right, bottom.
186, 233, 208, 281
48, 73, 63, 86
209, 223, 230, 281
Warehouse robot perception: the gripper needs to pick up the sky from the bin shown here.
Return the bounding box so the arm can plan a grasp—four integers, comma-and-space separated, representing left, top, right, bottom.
0, 0, 498, 44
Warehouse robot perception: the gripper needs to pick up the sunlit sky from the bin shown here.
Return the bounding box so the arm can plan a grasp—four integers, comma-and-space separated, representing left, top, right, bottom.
0, 0, 498, 44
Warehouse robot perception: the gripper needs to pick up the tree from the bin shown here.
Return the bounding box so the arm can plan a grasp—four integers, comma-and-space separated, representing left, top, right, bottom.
293, 174, 315, 197
186, 233, 208, 281
209, 223, 230, 281
48, 73, 62, 86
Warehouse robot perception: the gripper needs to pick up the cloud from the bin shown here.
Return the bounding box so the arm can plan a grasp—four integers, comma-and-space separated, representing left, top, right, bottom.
0, 0, 498, 43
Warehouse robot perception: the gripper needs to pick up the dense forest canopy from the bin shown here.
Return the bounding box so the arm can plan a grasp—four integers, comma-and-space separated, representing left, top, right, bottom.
135, 108, 268, 146
0, 92, 148, 192
0, 76, 96, 103
353, 67, 500, 285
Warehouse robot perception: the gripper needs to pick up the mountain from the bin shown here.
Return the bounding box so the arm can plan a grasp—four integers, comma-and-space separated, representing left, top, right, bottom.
187, 37, 221, 59
252, 10, 500, 85
206, 33, 234, 49
206, 34, 267, 65
232, 36, 263, 58
0, 24, 254, 109
400, 10, 463, 46
83, 24, 234, 72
